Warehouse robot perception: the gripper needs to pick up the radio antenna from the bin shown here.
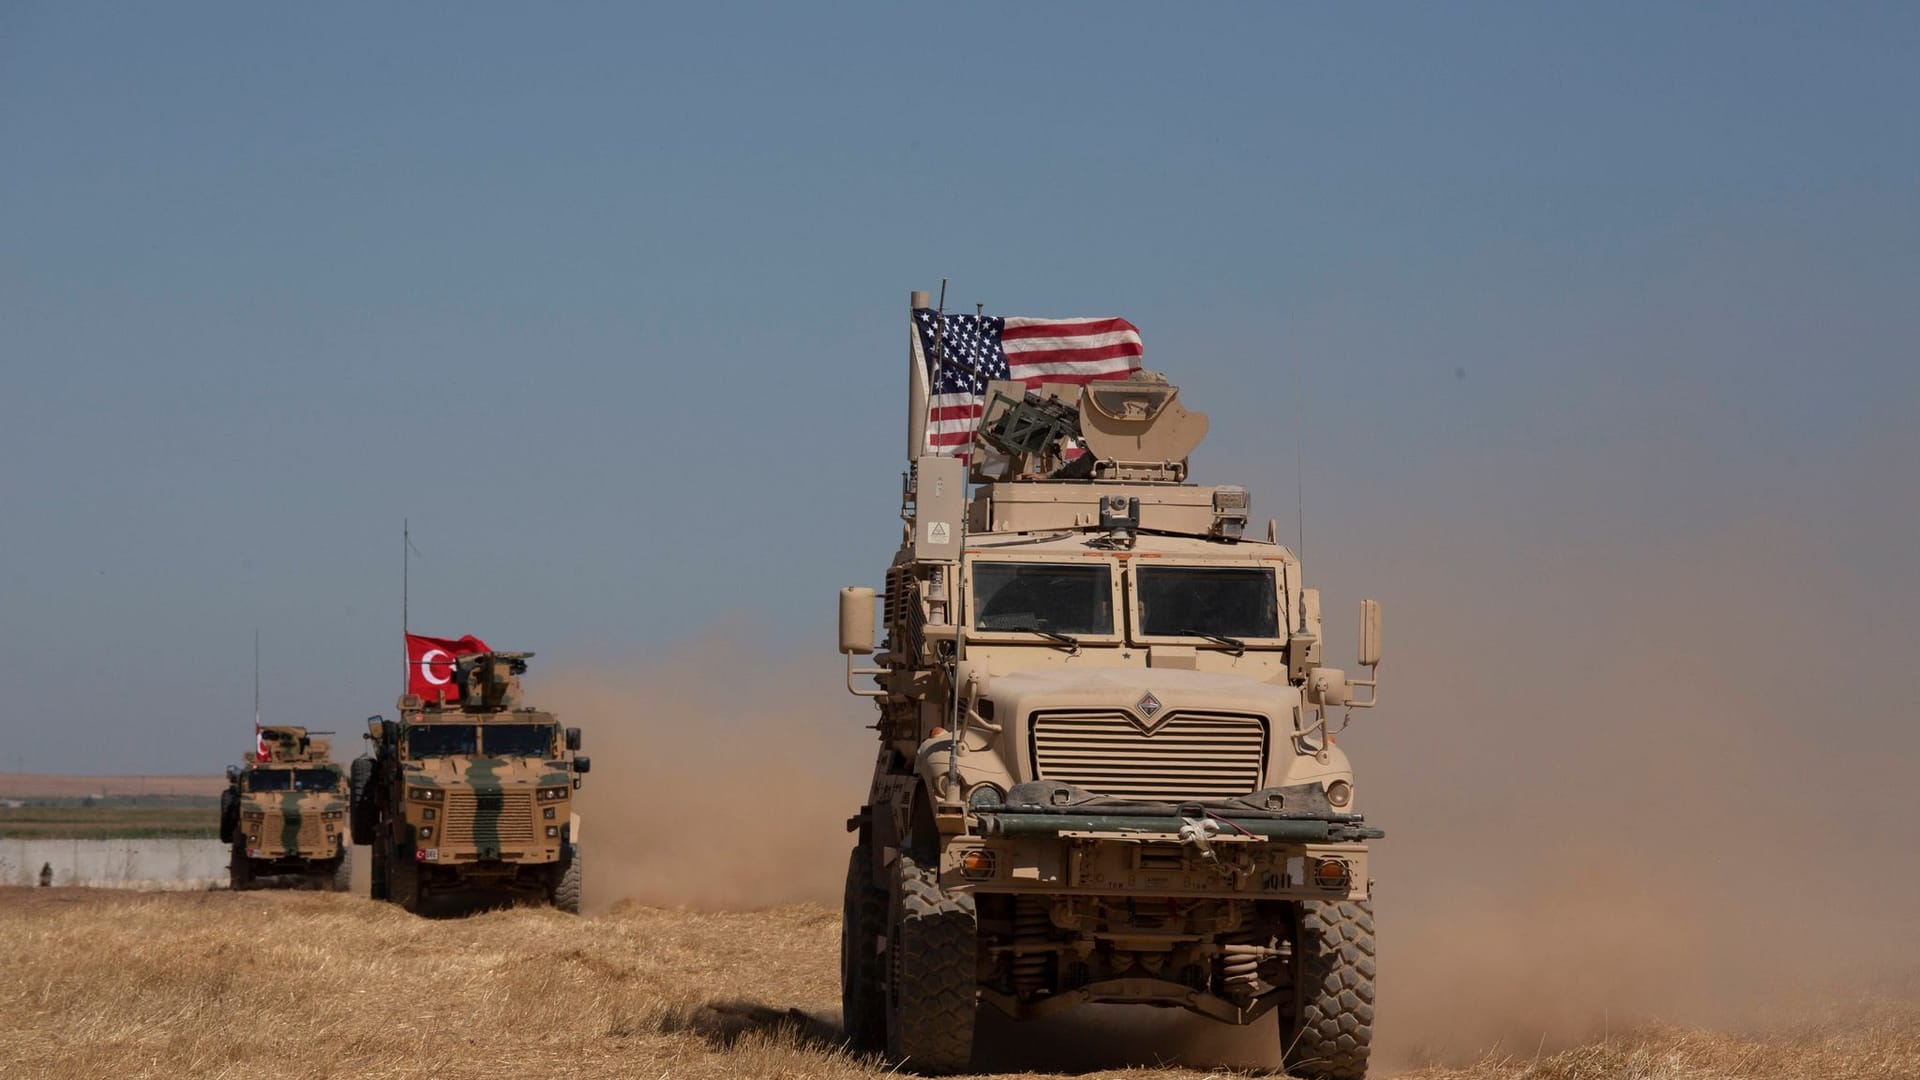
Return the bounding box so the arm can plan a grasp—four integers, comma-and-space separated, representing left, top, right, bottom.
1293, 354, 1307, 563
253, 628, 261, 730
402, 519, 423, 692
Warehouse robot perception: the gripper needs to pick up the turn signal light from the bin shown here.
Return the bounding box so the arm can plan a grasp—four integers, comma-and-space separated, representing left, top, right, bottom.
1313, 858, 1351, 889
959, 848, 997, 880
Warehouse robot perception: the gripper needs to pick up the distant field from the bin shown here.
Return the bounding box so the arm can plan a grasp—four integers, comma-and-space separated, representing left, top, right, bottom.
0, 888, 1914, 1080
0, 773, 221, 799
0, 800, 218, 840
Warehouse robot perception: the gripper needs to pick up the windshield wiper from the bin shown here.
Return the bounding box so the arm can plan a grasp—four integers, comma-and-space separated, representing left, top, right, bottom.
1179, 628, 1246, 657
1002, 624, 1083, 655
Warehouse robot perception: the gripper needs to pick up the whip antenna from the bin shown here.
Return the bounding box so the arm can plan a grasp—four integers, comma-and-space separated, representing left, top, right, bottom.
1294, 353, 1306, 563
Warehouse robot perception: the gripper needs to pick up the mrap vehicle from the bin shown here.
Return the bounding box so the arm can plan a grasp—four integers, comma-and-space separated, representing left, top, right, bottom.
838, 292, 1386, 1076
351, 650, 588, 914
220, 725, 351, 891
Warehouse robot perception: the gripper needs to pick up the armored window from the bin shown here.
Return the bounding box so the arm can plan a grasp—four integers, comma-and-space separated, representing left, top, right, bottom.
480, 724, 555, 757
1136, 566, 1280, 640
407, 725, 479, 757
245, 770, 291, 792
972, 563, 1114, 636
289, 768, 339, 791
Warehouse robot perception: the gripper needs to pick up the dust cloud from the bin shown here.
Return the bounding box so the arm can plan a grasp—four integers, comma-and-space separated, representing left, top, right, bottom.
543, 625, 873, 912
1328, 424, 1920, 1067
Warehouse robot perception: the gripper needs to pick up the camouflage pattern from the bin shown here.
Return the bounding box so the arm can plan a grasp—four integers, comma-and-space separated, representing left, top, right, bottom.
840, 298, 1385, 1076
352, 651, 587, 914
221, 725, 351, 891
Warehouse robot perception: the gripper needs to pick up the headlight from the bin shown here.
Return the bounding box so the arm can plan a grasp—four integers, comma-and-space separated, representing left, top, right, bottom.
408, 787, 438, 801
967, 784, 1004, 811
1325, 781, 1352, 808
538, 786, 569, 801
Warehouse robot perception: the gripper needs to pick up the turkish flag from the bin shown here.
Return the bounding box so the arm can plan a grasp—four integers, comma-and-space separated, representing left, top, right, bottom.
255, 727, 270, 762
406, 634, 490, 702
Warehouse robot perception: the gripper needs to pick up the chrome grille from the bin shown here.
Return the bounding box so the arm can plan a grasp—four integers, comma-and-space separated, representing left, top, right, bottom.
440, 791, 537, 846
1030, 710, 1267, 800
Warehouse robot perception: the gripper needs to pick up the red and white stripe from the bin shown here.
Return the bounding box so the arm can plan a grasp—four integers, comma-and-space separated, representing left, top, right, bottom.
925, 316, 1142, 459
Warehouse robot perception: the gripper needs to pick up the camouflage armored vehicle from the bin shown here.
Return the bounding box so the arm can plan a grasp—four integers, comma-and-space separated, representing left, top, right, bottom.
219, 725, 352, 891
350, 650, 588, 913
837, 293, 1386, 1076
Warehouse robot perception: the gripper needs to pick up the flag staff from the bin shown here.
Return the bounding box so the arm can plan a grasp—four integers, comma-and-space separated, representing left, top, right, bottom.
402, 519, 410, 694
253, 628, 261, 731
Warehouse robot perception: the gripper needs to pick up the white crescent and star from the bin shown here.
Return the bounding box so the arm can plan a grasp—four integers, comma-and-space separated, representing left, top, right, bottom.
418, 648, 453, 685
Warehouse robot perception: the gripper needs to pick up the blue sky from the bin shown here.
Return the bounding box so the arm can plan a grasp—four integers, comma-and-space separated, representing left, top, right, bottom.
3, 3, 1916, 772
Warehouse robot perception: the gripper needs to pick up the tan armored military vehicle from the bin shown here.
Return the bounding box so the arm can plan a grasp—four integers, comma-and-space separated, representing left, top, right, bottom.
350, 650, 588, 913
220, 725, 352, 891
837, 293, 1386, 1076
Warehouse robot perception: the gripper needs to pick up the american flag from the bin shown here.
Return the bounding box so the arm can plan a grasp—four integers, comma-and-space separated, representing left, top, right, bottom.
912, 308, 1143, 459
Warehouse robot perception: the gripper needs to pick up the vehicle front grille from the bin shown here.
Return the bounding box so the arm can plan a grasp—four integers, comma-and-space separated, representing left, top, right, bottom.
1030, 710, 1268, 801
440, 791, 536, 847
295, 815, 325, 849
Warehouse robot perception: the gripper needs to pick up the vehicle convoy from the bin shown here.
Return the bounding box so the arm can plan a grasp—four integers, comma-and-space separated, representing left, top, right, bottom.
220, 725, 352, 891
351, 649, 589, 913
837, 293, 1386, 1076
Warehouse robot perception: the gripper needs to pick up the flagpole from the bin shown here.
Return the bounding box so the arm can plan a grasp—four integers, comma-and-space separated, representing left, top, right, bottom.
253, 628, 261, 732
402, 518, 410, 695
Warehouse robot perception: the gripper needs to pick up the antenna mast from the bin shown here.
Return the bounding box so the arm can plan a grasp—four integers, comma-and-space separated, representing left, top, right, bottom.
403, 518, 410, 694
253, 628, 261, 730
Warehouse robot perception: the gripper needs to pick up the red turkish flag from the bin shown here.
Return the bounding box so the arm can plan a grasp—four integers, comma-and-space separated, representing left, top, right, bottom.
255, 727, 270, 762
406, 634, 490, 702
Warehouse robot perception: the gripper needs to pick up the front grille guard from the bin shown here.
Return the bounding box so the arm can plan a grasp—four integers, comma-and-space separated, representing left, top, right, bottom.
975, 779, 1385, 842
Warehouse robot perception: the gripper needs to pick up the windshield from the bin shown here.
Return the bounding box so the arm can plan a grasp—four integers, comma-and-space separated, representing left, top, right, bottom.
1136, 566, 1281, 640
407, 725, 478, 757
247, 768, 339, 792
482, 724, 555, 757
972, 562, 1114, 635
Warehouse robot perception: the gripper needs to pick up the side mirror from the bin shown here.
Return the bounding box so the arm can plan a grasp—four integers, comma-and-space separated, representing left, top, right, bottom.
225, 765, 239, 782
564, 727, 582, 752
1358, 599, 1381, 668
1305, 667, 1351, 707
365, 716, 384, 742
839, 587, 877, 655
572, 755, 591, 774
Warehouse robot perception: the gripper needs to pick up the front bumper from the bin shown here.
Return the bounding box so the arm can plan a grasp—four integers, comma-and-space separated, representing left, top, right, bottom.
941, 782, 1382, 901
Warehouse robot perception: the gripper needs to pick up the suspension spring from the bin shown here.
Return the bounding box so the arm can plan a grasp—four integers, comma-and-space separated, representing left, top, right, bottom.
1220, 943, 1264, 997
1011, 896, 1053, 995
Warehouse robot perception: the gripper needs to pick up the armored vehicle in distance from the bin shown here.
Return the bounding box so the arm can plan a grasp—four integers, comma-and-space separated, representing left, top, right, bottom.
220, 725, 351, 891
351, 650, 588, 914
837, 293, 1386, 1076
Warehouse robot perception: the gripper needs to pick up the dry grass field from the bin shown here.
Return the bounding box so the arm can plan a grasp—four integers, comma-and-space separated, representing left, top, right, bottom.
1, 887, 1914, 1080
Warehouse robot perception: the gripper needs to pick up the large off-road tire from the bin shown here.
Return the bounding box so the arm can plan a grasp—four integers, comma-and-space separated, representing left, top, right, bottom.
218, 789, 238, 845
369, 841, 389, 901
348, 757, 377, 839
1284, 900, 1375, 1080
885, 850, 977, 1074
841, 846, 887, 1054
553, 853, 581, 914
228, 842, 254, 892
389, 852, 421, 913
329, 847, 352, 893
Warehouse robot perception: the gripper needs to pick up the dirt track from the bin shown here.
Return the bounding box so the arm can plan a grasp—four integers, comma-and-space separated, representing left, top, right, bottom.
2, 887, 1914, 1080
